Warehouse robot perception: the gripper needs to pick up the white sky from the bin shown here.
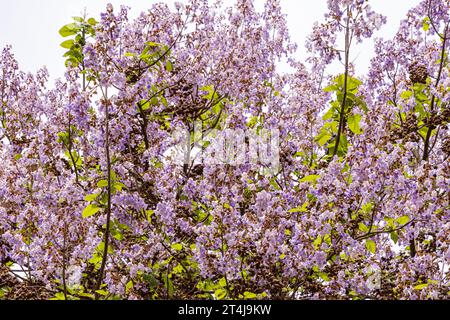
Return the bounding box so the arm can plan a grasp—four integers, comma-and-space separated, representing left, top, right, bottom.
0, 0, 421, 83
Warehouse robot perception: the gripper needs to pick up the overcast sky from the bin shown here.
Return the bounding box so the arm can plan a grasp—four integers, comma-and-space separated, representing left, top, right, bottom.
0, 0, 421, 83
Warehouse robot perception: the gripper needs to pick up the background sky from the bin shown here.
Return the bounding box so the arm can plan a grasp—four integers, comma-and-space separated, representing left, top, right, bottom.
0, 0, 421, 84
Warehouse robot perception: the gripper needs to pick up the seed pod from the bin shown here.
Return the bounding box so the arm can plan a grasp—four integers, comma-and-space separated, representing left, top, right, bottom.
408, 62, 428, 84
442, 137, 450, 155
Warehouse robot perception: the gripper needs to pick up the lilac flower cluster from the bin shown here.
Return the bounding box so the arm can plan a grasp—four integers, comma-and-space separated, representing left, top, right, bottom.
0, 0, 449, 300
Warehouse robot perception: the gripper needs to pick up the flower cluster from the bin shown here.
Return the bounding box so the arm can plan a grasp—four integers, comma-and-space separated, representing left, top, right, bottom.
0, 0, 449, 300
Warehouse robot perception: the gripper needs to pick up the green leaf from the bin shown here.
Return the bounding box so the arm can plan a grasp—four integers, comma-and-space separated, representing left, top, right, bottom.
60, 39, 74, 49
335, 74, 346, 88
161, 96, 168, 107
171, 243, 182, 251
95, 289, 108, 296
338, 134, 348, 154
269, 177, 281, 190
322, 107, 335, 121
418, 125, 430, 139
172, 263, 184, 274
89, 255, 101, 265
143, 273, 159, 288
84, 193, 99, 202
114, 182, 125, 192
323, 84, 337, 92
362, 202, 374, 213
396, 215, 410, 225
150, 96, 159, 105
313, 235, 322, 250
65, 57, 79, 67
318, 272, 330, 281
97, 180, 108, 188
72, 16, 84, 22
214, 288, 227, 300
358, 223, 369, 233
422, 18, 430, 31
146, 41, 160, 48
50, 292, 66, 300
146, 210, 154, 223
347, 75, 362, 86
365, 239, 376, 254
163, 277, 174, 298
288, 202, 309, 213
125, 280, 133, 294
59, 23, 79, 37
323, 234, 331, 245
82, 204, 100, 218
166, 60, 173, 72
390, 231, 398, 244
348, 113, 362, 134
401, 90, 413, 99
384, 217, 394, 227
414, 283, 428, 290
88, 18, 98, 26
140, 100, 150, 111
299, 174, 320, 183
141, 42, 160, 58
201, 85, 219, 101
243, 291, 257, 299
315, 130, 332, 146
77, 292, 95, 299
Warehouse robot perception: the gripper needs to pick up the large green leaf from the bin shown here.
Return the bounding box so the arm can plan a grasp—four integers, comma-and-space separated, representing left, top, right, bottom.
59, 23, 79, 37
316, 132, 332, 146
396, 215, 410, 225
97, 180, 108, 188
348, 113, 362, 134
365, 239, 376, 254
82, 204, 100, 218
60, 39, 74, 49
214, 288, 227, 300
88, 18, 98, 26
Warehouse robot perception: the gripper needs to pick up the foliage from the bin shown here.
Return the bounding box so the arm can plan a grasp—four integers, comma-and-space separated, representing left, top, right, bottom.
0, 0, 449, 300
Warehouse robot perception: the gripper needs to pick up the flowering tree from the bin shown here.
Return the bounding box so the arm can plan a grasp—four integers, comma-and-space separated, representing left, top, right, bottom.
0, 0, 449, 300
